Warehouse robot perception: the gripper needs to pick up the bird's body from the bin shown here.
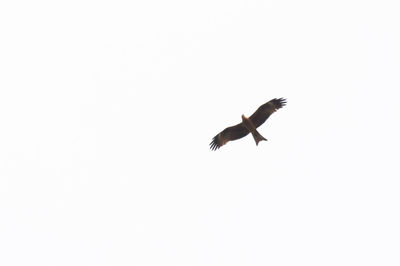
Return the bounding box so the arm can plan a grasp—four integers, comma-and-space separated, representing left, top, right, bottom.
209, 98, 286, 150
241, 115, 267, 145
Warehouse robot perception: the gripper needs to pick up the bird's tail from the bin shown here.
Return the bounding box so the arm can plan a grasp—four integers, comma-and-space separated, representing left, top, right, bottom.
251, 130, 267, 146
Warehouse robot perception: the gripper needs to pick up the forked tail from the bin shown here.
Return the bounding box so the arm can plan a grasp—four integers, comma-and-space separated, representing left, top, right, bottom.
251, 130, 267, 146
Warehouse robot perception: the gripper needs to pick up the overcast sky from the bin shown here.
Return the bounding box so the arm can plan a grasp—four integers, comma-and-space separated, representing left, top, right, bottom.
1, 0, 400, 265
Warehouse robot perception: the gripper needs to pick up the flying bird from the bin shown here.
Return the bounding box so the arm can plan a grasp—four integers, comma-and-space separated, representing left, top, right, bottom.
209, 98, 286, 150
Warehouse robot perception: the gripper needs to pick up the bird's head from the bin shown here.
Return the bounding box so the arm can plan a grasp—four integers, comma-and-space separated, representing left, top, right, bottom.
241, 114, 247, 121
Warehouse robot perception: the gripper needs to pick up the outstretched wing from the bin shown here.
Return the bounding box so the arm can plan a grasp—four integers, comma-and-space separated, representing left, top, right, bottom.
209, 123, 249, 150
249, 98, 286, 128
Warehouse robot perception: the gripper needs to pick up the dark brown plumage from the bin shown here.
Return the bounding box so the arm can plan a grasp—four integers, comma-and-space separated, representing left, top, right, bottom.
210, 98, 286, 150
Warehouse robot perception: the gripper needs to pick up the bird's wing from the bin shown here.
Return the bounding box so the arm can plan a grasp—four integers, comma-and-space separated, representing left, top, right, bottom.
248, 98, 286, 128
210, 123, 249, 150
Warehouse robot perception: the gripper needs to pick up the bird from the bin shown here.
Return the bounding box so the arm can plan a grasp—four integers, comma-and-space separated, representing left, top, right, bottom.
209, 98, 286, 150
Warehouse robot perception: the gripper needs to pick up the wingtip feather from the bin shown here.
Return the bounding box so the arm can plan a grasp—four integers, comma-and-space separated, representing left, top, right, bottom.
273, 97, 287, 108
209, 135, 221, 151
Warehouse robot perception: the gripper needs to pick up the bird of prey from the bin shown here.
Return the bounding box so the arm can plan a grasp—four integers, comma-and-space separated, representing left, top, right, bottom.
209, 98, 286, 150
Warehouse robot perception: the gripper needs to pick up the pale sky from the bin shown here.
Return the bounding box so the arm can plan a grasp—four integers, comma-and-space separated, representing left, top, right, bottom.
1, 1, 400, 265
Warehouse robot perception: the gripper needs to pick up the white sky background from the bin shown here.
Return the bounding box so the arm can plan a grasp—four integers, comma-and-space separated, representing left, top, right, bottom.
1, 0, 400, 265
